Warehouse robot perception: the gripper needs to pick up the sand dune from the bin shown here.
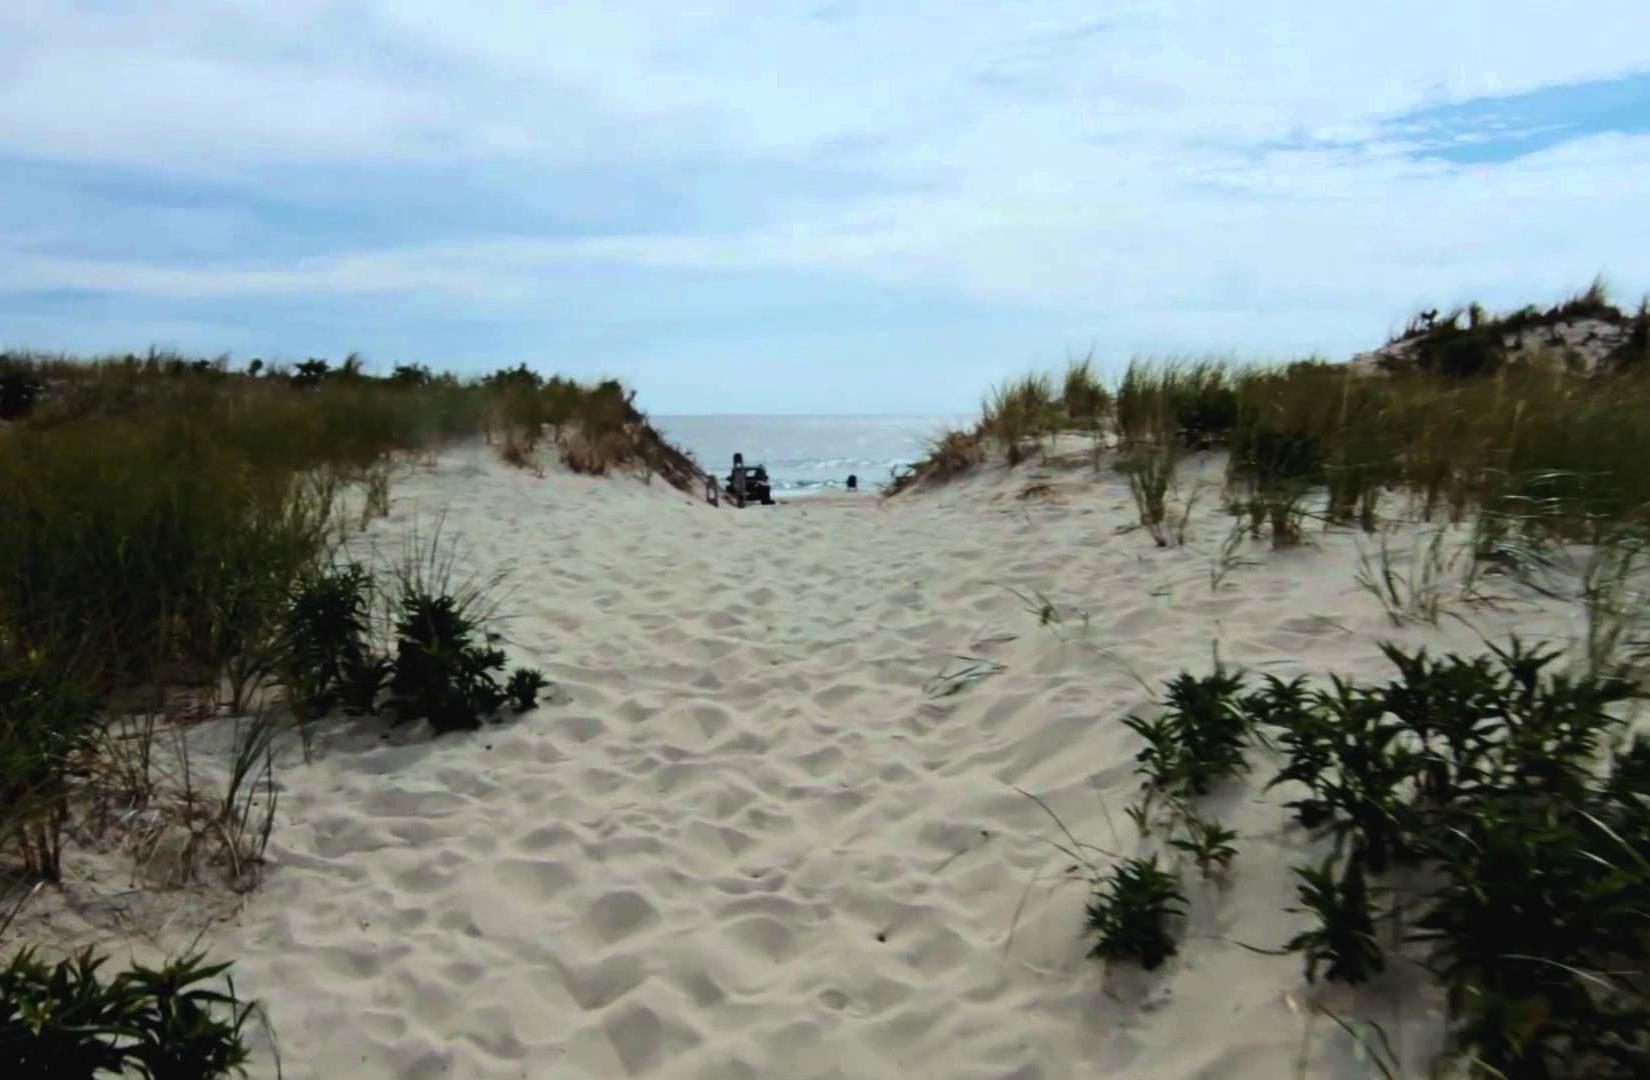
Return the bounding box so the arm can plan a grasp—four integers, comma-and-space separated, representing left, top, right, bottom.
37, 441, 1595, 1078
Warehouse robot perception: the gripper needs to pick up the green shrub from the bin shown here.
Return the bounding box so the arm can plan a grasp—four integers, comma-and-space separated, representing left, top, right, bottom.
1123, 666, 1252, 797
1085, 855, 1187, 970
288, 359, 331, 389
1285, 854, 1385, 985
1242, 640, 1649, 1074
282, 559, 546, 735
0, 947, 251, 1079
282, 563, 382, 718
506, 668, 550, 712
387, 590, 529, 734
388, 364, 433, 387
1410, 316, 1508, 378
1416, 793, 1649, 1077
1167, 810, 1238, 881
1263, 675, 1425, 873
485, 363, 543, 391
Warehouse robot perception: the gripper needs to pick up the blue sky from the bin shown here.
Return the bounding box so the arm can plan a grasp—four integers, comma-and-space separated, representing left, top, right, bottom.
2, 2, 1648, 413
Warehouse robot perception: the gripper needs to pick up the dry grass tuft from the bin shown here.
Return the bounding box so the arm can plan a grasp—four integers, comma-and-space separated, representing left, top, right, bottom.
886, 429, 984, 494
498, 427, 544, 476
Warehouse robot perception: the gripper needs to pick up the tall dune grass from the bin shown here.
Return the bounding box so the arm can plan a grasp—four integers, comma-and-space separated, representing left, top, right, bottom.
888, 359, 1111, 491
894, 343, 1650, 546
0, 350, 701, 884
1114, 359, 1236, 448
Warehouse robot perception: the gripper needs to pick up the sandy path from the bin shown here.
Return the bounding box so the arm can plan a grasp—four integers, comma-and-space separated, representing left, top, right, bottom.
144, 446, 1583, 1077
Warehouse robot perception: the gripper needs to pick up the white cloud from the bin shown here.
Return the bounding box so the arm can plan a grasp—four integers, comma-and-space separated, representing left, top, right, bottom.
2, 0, 1648, 396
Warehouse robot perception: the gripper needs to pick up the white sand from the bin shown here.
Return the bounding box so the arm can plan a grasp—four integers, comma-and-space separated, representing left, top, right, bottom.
30, 441, 1599, 1078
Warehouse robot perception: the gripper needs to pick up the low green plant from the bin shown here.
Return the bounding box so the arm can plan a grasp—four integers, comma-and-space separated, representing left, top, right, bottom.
1415, 794, 1650, 1077
0, 947, 252, 1078
1122, 666, 1251, 797
282, 563, 380, 719
1243, 638, 1648, 1075
1284, 854, 1385, 985
1085, 855, 1187, 971
506, 667, 550, 712
1387, 639, 1632, 808
1121, 799, 1157, 839
1167, 808, 1238, 881
387, 589, 511, 734
1264, 675, 1424, 873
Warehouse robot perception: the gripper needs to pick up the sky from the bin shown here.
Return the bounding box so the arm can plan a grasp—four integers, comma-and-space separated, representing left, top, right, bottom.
2, 2, 1648, 414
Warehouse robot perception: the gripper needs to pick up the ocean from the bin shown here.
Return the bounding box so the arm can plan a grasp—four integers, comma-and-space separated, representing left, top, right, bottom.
652, 414, 965, 497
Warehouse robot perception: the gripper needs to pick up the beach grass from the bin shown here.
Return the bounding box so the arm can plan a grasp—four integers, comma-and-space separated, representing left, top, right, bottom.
0, 351, 671, 1070
890, 290, 1650, 549
0, 351, 691, 888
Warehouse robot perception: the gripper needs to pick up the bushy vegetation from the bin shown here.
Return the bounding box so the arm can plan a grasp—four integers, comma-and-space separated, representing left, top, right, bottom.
0, 947, 251, 1078
1114, 359, 1237, 449
1084, 855, 1186, 971
0, 351, 603, 889
887, 360, 1109, 491
283, 563, 387, 721
1386, 278, 1647, 377
281, 555, 548, 738
1123, 666, 1252, 798
1105, 639, 1650, 1076
1165, 810, 1238, 882
1284, 854, 1385, 986
0, 349, 597, 1069
890, 289, 1650, 558
479, 367, 700, 487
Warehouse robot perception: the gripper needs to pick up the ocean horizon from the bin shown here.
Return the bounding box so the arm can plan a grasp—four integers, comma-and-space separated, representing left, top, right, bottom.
652, 413, 967, 497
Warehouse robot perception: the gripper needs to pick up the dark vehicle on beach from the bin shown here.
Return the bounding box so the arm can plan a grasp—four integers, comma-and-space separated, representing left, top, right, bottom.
725, 462, 775, 505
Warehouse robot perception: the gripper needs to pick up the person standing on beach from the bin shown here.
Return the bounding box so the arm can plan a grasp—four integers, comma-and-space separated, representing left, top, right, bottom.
730, 452, 747, 508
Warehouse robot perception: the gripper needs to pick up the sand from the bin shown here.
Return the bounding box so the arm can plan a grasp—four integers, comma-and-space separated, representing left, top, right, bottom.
24, 440, 1598, 1078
